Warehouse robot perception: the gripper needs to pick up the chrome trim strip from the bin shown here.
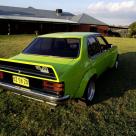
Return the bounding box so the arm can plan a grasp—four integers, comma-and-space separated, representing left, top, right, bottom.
0, 82, 70, 104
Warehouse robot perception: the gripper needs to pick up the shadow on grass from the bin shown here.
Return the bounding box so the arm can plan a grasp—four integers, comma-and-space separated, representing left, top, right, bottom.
94, 52, 136, 104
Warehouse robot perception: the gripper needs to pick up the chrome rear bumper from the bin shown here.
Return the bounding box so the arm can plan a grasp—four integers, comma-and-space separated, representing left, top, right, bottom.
0, 82, 70, 105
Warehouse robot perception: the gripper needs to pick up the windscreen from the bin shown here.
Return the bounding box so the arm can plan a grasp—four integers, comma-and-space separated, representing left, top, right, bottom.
23, 38, 80, 58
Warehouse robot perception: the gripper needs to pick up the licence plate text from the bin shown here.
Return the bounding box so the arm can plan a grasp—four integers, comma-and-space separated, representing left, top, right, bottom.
13, 75, 29, 87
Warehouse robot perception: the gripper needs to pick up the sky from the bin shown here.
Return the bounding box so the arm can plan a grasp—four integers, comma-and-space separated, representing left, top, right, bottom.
0, 0, 136, 26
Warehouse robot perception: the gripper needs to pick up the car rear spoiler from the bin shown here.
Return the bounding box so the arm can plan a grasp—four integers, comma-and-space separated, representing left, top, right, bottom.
0, 58, 59, 82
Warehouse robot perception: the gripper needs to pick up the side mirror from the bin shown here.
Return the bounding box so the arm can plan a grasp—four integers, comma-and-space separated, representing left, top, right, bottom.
108, 44, 112, 48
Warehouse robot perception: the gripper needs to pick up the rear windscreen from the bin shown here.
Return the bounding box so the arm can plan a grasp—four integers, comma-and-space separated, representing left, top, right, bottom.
23, 38, 80, 58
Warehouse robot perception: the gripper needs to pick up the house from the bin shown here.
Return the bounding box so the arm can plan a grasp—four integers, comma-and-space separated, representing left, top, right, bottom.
71, 13, 108, 34
0, 5, 108, 35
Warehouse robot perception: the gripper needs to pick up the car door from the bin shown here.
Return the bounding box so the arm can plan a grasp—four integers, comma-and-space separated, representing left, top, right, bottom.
87, 36, 106, 76
96, 35, 112, 69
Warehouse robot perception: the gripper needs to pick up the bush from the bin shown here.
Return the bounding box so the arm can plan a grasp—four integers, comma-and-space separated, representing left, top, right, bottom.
129, 22, 136, 37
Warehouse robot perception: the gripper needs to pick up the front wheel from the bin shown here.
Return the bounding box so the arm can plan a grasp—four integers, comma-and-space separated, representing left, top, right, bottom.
113, 58, 119, 70
85, 80, 95, 104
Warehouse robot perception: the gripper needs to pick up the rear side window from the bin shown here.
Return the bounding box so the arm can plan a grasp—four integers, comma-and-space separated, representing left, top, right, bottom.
87, 37, 101, 57
23, 38, 80, 58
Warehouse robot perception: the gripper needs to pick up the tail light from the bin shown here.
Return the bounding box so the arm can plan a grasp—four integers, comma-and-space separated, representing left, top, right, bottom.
0, 71, 4, 79
43, 81, 64, 94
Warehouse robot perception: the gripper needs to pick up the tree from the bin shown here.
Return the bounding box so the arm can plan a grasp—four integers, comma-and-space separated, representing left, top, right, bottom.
129, 22, 136, 37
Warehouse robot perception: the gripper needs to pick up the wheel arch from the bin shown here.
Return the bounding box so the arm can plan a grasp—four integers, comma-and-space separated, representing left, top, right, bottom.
75, 69, 97, 98
110, 53, 119, 68
83, 74, 97, 97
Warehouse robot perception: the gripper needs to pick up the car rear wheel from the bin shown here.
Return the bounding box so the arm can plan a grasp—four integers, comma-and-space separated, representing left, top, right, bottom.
85, 80, 95, 104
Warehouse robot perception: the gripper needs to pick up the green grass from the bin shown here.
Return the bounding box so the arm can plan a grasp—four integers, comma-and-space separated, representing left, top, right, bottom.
0, 35, 36, 58
0, 35, 136, 136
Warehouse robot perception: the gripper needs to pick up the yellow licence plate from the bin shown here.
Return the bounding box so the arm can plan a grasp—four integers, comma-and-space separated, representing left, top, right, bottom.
13, 75, 29, 87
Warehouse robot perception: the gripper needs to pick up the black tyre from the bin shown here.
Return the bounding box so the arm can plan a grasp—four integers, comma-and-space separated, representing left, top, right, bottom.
113, 58, 119, 70
85, 80, 95, 104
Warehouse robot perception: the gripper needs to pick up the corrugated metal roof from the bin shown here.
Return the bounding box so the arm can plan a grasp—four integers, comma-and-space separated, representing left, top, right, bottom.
0, 5, 107, 25
0, 5, 73, 20
71, 13, 107, 26
0, 15, 77, 23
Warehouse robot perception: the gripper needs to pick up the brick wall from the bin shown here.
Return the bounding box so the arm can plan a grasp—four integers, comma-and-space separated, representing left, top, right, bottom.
72, 24, 109, 35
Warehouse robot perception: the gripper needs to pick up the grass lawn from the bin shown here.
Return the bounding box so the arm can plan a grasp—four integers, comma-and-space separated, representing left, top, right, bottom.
0, 35, 136, 136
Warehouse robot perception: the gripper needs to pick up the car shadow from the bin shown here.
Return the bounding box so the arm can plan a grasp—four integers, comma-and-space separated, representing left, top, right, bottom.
94, 52, 136, 104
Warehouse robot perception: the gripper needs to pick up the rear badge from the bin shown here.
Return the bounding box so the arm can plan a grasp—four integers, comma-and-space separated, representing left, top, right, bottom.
35, 66, 49, 73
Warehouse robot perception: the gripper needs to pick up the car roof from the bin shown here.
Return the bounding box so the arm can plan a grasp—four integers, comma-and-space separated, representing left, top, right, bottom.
39, 32, 101, 38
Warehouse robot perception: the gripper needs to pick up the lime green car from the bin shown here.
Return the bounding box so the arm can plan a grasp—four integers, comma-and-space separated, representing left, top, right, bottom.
0, 32, 118, 105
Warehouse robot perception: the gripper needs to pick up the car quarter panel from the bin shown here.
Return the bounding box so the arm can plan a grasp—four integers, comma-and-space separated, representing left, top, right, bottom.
61, 36, 106, 98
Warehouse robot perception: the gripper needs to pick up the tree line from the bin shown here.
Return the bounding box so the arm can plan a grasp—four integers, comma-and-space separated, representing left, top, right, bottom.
129, 22, 136, 37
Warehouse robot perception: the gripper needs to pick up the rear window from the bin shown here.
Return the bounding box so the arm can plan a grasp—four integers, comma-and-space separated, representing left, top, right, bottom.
23, 38, 80, 58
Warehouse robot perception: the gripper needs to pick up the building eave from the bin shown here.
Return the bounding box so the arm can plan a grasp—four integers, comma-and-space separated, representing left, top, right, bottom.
0, 15, 77, 24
